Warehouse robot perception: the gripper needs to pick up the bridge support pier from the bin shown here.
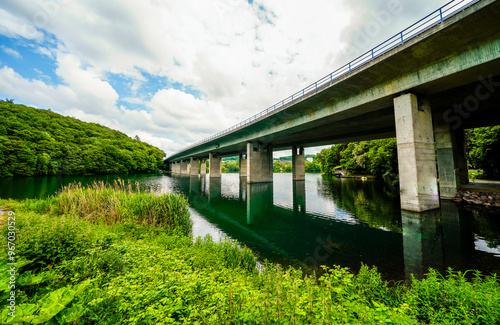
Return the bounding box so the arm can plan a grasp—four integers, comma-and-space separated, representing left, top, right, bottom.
246, 182, 273, 224
190, 158, 199, 177
292, 146, 305, 181
208, 177, 221, 202
247, 143, 273, 183
293, 180, 306, 215
200, 160, 207, 177
394, 93, 439, 212
434, 118, 468, 199
209, 152, 221, 178
239, 154, 247, 177
179, 160, 189, 176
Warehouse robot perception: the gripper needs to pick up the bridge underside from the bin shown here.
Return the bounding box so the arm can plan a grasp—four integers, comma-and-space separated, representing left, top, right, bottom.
168, 0, 500, 212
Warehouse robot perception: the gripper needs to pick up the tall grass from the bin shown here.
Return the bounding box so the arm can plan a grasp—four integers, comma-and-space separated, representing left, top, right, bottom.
55, 179, 191, 235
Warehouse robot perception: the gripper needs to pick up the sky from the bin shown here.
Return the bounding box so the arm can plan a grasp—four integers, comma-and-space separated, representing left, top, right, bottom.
0, 0, 452, 158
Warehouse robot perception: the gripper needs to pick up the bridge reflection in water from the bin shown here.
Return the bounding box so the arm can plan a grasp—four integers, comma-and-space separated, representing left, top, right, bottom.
169, 173, 500, 281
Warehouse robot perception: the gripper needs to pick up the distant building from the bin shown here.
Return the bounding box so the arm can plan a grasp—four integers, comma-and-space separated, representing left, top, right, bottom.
306, 157, 314, 162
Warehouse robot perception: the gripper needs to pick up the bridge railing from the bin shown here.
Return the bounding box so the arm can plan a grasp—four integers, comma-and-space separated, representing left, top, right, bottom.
168, 0, 479, 159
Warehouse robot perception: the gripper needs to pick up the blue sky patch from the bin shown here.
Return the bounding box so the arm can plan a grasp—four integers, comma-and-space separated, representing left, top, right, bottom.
105, 69, 206, 112
0, 34, 63, 86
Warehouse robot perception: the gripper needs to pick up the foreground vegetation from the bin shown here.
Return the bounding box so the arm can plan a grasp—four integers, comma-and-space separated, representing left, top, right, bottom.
0, 102, 165, 177
1, 182, 499, 324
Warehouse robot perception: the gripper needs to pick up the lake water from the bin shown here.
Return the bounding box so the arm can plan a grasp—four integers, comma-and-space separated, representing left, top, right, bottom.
1, 173, 499, 281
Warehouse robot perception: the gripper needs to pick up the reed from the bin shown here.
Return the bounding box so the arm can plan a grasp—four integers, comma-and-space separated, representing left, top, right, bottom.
55, 179, 191, 235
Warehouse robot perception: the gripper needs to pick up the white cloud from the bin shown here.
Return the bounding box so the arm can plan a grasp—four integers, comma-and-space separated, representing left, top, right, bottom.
54, 54, 119, 115
149, 88, 238, 142
0, 7, 44, 41
0, 65, 76, 110
0, 0, 452, 156
35, 46, 55, 59
1, 46, 21, 58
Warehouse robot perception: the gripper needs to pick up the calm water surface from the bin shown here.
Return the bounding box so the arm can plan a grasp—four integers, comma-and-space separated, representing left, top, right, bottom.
1, 173, 499, 281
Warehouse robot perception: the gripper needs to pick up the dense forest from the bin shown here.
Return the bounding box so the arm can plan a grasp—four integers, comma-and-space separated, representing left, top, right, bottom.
0, 101, 165, 177
315, 139, 398, 178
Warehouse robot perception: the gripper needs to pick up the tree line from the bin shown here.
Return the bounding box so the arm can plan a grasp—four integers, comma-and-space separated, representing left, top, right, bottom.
315, 139, 398, 179
314, 126, 500, 180
0, 101, 165, 177
219, 158, 321, 173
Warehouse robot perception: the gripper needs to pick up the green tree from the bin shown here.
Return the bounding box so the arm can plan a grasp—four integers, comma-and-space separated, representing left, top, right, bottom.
316, 145, 343, 176
305, 160, 321, 173
467, 126, 500, 179
221, 159, 239, 173
316, 139, 398, 178
0, 102, 166, 177
273, 161, 292, 173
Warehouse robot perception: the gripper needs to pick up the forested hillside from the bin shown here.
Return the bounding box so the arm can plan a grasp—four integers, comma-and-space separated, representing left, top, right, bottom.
0, 101, 165, 177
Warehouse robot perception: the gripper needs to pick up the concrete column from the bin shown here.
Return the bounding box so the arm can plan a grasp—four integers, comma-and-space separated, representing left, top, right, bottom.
189, 176, 200, 196
402, 209, 443, 281
190, 157, 199, 177
239, 154, 247, 177
394, 93, 439, 212
247, 142, 273, 183
246, 182, 273, 224
200, 160, 207, 177
293, 180, 306, 215
454, 130, 469, 186
434, 119, 468, 198
209, 152, 221, 178
176, 162, 181, 175
208, 177, 221, 202
239, 176, 247, 201
440, 201, 472, 269
180, 160, 189, 176
292, 146, 305, 181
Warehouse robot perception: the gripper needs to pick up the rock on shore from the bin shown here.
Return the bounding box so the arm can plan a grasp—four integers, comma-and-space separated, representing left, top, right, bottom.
454, 191, 500, 207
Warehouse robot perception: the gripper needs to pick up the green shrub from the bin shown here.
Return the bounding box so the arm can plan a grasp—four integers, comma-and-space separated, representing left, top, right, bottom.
55, 180, 192, 235
405, 268, 500, 324
21, 197, 58, 214
193, 235, 257, 273
1, 212, 99, 271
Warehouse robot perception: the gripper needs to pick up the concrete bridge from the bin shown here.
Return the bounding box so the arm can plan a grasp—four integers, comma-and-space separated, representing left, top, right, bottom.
165, 0, 500, 212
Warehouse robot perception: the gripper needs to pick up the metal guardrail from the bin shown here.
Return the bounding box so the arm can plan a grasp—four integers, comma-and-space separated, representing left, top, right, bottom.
168, 0, 479, 159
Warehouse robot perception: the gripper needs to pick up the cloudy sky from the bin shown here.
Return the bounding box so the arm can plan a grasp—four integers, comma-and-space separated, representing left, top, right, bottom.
0, 0, 452, 157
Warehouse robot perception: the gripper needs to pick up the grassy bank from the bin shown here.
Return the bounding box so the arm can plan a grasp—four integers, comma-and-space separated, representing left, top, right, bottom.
1, 182, 499, 324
